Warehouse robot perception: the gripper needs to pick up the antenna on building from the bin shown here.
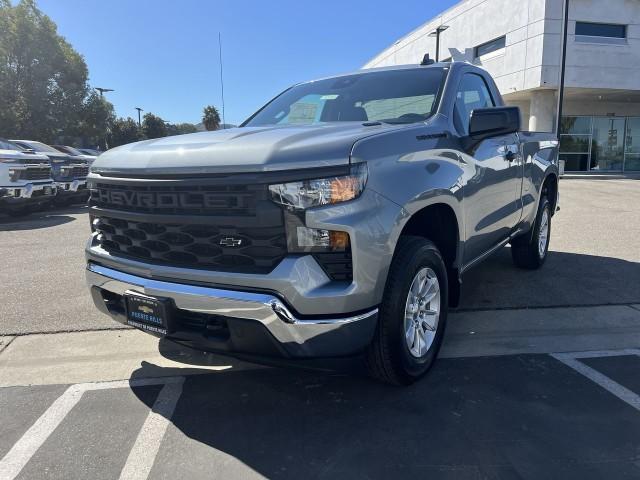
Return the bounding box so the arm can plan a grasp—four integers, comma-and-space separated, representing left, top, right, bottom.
420, 53, 435, 66
218, 32, 226, 129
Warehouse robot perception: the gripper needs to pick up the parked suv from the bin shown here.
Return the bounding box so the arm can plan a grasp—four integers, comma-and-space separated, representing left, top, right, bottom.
11, 140, 90, 206
0, 139, 56, 216
86, 62, 559, 384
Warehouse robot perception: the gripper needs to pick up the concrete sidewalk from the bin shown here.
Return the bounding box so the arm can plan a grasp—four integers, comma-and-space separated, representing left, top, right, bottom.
2, 303, 640, 387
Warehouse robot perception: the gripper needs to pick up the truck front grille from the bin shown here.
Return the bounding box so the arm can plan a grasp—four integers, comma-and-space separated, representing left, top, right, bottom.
94, 217, 287, 273
23, 166, 51, 180
72, 165, 89, 178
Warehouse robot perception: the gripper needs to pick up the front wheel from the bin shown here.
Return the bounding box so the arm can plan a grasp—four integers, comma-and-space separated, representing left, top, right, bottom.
511, 196, 551, 269
366, 236, 448, 385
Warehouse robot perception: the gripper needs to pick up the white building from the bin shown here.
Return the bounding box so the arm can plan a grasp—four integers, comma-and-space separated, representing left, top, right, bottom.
365, 0, 640, 172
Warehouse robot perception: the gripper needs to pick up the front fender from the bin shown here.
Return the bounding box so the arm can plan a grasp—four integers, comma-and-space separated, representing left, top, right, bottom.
350, 124, 466, 270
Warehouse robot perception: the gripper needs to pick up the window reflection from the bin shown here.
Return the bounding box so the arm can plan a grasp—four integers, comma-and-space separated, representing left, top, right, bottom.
560, 115, 640, 172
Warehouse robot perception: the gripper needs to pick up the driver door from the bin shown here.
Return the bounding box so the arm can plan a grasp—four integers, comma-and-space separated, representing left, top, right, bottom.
454, 73, 522, 264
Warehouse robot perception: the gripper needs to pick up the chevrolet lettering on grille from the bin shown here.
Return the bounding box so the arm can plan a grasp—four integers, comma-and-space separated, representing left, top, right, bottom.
96, 189, 240, 209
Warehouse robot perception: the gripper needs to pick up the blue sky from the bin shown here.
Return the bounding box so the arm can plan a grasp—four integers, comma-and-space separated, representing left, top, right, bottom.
38, 0, 456, 126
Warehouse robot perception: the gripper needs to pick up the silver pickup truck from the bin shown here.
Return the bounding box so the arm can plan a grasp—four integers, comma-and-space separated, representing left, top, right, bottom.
86, 62, 559, 384
0, 138, 57, 216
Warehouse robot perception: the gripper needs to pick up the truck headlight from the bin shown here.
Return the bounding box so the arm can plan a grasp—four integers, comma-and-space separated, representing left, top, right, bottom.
269, 163, 367, 211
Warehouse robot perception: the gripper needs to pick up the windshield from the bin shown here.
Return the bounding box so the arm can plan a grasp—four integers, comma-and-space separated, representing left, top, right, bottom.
13, 140, 61, 154
0, 139, 21, 151
244, 68, 446, 127
59, 146, 84, 155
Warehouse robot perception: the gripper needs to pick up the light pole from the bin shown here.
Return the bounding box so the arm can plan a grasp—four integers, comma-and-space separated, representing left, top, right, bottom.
428, 25, 449, 62
95, 87, 114, 97
135, 107, 143, 128
555, 0, 570, 138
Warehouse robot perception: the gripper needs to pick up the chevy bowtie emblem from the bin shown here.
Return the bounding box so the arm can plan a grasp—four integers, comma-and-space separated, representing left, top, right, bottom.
138, 305, 154, 314
220, 237, 243, 247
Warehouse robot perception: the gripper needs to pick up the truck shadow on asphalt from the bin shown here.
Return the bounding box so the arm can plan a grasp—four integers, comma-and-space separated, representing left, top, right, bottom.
0, 205, 86, 231
458, 247, 640, 310
127, 355, 640, 479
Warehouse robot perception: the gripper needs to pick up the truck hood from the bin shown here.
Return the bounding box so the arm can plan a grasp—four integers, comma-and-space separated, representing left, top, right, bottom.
0, 149, 50, 164
92, 123, 404, 176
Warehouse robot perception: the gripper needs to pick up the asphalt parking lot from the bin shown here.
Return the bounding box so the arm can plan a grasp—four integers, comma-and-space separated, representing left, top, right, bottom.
1, 176, 639, 479
1, 350, 640, 479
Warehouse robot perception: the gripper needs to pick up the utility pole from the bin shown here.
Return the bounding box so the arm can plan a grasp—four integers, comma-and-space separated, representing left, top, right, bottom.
428, 25, 449, 62
555, 0, 570, 138
135, 107, 143, 128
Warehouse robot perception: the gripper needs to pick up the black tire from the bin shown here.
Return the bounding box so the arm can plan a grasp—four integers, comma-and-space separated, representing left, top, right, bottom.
365, 236, 448, 385
511, 196, 551, 269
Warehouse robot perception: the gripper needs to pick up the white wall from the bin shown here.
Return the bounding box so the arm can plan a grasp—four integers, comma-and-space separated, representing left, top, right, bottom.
541, 0, 640, 91
364, 0, 549, 95
366, 0, 640, 95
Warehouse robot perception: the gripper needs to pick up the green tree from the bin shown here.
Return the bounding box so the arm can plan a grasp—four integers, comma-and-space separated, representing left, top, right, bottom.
0, 0, 89, 141
175, 122, 198, 135
73, 91, 115, 149
109, 117, 140, 147
166, 122, 198, 136
202, 105, 221, 131
142, 112, 168, 139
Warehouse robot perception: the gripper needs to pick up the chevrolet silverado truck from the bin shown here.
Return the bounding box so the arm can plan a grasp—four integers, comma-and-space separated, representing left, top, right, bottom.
85, 62, 559, 384
11, 140, 90, 206
0, 138, 57, 216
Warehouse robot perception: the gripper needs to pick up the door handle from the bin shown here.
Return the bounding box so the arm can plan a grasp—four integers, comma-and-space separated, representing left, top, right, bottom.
505, 150, 516, 162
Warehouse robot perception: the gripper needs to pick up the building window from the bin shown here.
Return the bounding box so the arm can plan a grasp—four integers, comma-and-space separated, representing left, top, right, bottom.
474, 36, 506, 59
560, 115, 640, 172
575, 22, 626, 44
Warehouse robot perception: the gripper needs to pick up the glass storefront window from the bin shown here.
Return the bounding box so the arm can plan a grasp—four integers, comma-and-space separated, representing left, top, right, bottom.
560, 115, 640, 172
625, 155, 640, 172
591, 117, 625, 171
560, 116, 592, 135
560, 153, 589, 172
625, 118, 640, 154
559, 135, 591, 153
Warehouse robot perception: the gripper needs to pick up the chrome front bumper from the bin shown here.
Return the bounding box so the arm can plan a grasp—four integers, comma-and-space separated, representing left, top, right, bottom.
56, 179, 86, 192
2, 182, 57, 199
86, 263, 378, 358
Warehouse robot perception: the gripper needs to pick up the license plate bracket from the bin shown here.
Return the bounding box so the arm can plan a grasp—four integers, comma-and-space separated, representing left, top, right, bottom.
124, 291, 173, 335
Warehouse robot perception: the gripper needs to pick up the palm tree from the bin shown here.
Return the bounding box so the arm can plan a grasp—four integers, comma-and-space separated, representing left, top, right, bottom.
202, 105, 221, 131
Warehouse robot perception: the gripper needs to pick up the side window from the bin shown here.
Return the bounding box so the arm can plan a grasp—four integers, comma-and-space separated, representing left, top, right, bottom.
453, 73, 495, 135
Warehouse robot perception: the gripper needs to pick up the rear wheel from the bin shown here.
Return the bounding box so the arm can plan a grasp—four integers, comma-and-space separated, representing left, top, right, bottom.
366, 236, 448, 385
511, 196, 551, 269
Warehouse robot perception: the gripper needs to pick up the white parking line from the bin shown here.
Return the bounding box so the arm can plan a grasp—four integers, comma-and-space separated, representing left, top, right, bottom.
119, 378, 185, 480
552, 350, 640, 412
0, 376, 184, 480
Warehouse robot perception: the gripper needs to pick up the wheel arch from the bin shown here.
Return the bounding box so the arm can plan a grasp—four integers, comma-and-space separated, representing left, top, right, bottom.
541, 172, 558, 215
394, 200, 462, 307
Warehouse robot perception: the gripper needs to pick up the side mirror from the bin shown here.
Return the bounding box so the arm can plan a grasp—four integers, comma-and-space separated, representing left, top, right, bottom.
468, 106, 521, 145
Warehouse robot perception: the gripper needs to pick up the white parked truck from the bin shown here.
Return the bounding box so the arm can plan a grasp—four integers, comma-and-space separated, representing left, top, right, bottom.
0, 138, 56, 217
